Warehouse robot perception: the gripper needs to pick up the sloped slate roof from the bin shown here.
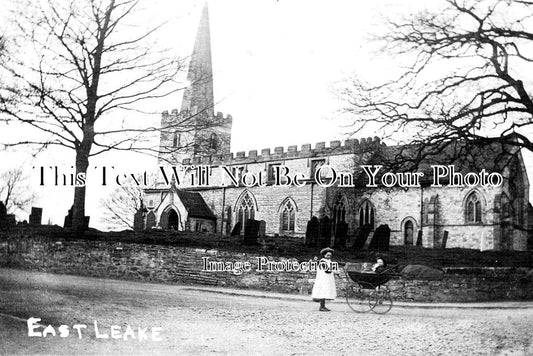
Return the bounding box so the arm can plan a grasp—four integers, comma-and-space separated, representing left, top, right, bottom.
176, 190, 216, 220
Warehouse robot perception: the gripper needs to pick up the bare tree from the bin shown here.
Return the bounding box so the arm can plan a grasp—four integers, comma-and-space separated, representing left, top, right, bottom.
341, 0, 533, 167
99, 171, 159, 230
0, 0, 215, 231
100, 185, 143, 230
0, 36, 5, 57
0, 168, 35, 217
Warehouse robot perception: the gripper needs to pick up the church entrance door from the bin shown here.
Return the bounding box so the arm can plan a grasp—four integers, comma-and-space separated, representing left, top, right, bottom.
168, 209, 179, 230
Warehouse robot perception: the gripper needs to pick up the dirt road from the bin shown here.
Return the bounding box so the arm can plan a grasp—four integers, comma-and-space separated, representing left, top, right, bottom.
0, 268, 532, 355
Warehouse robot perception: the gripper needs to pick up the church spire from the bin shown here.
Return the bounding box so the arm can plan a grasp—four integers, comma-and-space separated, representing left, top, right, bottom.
180, 2, 214, 116
158, 1, 231, 165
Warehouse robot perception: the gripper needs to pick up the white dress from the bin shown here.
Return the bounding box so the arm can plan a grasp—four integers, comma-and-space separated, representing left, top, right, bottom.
311, 258, 337, 300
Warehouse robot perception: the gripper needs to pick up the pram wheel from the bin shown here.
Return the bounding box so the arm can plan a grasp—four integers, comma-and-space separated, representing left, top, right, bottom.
368, 287, 393, 314
344, 283, 371, 313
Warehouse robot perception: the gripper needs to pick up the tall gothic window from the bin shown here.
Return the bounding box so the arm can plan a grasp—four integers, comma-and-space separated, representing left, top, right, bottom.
359, 200, 375, 228
209, 133, 218, 150
280, 200, 296, 233
172, 132, 180, 148
465, 192, 482, 223
237, 191, 255, 234
509, 160, 524, 226
332, 194, 346, 233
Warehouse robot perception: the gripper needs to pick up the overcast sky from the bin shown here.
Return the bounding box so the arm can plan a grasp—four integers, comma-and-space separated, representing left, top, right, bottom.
1, 0, 532, 228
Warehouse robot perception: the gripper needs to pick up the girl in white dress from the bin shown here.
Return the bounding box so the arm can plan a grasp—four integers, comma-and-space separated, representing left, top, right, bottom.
311, 247, 336, 312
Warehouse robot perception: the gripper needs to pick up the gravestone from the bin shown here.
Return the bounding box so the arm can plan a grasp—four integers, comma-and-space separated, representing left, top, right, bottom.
334, 221, 348, 248
354, 225, 372, 250
83, 216, 90, 230
133, 209, 145, 231
319, 216, 331, 247
442, 231, 449, 249
64, 207, 73, 228
305, 216, 320, 246
146, 211, 156, 230
369, 224, 391, 251
258, 220, 266, 238
29, 207, 43, 225
230, 222, 242, 236
243, 219, 260, 245
0, 201, 7, 229
416, 230, 423, 246
5, 214, 16, 227
363, 231, 374, 250
64, 207, 90, 230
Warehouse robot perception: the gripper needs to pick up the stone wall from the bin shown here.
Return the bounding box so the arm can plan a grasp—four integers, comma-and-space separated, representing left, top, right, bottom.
2, 236, 532, 302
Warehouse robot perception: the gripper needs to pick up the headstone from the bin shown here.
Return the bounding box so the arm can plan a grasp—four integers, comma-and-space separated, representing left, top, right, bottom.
363, 231, 374, 250
0, 201, 7, 229
354, 225, 372, 250
319, 216, 331, 247
64, 207, 73, 228
305, 216, 320, 246
83, 216, 90, 230
133, 209, 145, 231
243, 219, 260, 245
230, 222, 242, 236
146, 211, 156, 230
258, 220, 266, 238
441, 231, 449, 249
369, 224, 391, 251
416, 230, 423, 246
29, 207, 43, 225
334, 221, 348, 248
6, 214, 16, 227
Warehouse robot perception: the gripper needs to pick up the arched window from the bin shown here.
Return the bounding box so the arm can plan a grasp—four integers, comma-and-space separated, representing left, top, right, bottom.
280, 200, 296, 233
209, 133, 218, 150
465, 192, 482, 223
332, 194, 346, 233
172, 132, 180, 148
236, 191, 256, 234
358, 200, 375, 228
509, 159, 525, 226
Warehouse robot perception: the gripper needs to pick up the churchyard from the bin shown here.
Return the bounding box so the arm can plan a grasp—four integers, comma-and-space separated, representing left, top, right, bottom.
0, 223, 531, 269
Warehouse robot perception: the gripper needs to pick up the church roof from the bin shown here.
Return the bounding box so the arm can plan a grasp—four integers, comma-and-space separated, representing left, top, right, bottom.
350, 141, 520, 186
176, 189, 216, 220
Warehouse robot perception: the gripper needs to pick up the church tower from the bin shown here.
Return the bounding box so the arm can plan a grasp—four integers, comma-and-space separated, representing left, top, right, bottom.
159, 2, 232, 165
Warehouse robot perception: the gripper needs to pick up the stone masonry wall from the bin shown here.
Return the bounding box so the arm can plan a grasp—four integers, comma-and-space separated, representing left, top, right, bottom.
1, 237, 533, 302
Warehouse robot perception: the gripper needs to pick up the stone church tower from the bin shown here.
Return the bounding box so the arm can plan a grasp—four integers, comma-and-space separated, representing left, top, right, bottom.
158, 2, 232, 165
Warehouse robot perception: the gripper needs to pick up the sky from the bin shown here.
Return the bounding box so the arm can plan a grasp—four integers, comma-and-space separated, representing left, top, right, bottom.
0, 0, 532, 228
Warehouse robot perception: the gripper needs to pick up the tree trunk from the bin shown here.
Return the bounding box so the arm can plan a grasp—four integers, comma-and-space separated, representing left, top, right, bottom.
72, 144, 91, 232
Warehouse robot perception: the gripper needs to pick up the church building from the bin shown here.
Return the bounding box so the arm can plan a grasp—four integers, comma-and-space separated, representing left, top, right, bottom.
141, 3, 531, 251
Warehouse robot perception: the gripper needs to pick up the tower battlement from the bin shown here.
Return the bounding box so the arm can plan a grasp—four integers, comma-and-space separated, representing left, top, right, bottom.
161, 109, 233, 123
178, 136, 383, 165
